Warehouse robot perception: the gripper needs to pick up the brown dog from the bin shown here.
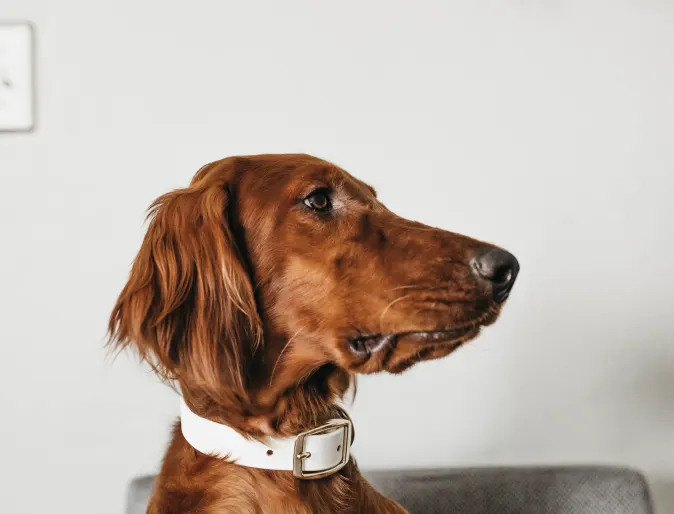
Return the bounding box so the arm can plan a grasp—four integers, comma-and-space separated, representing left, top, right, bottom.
109, 154, 519, 513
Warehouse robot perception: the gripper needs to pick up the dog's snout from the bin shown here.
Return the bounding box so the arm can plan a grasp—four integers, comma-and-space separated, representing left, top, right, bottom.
472, 248, 520, 303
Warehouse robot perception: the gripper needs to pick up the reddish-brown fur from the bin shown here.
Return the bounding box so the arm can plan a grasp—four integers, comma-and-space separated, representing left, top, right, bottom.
109, 154, 515, 513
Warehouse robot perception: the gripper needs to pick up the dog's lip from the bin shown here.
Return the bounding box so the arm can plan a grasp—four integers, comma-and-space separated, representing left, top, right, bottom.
348, 308, 501, 357
348, 325, 477, 356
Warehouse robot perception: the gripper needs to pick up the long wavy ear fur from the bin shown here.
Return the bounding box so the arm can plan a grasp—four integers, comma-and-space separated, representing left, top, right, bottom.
108, 160, 262, 404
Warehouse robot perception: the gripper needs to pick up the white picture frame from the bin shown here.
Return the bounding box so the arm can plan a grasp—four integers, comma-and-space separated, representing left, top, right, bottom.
0, 21, 35, 132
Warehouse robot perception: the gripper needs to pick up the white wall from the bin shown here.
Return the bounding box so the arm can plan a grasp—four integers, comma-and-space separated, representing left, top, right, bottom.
1, 1, 673, 513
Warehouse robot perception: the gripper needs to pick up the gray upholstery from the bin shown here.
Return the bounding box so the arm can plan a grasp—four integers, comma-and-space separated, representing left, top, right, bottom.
127, 466, 653, 514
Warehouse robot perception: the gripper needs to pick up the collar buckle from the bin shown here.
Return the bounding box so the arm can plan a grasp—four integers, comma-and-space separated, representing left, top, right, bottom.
292, 419, 352, 479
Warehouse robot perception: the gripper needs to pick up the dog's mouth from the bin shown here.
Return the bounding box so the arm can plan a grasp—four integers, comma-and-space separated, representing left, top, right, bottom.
347, 303, 502, 359
349, 323, 485, 357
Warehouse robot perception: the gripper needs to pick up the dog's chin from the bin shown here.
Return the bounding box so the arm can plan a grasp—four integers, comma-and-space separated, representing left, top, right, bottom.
342, 309, 501, 374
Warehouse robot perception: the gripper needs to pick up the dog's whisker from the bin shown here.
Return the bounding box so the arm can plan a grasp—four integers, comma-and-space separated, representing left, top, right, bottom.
297, 367, 317, 385
411, 306, 450, 315
268, 327, 305, 386
378, 294, 412, 332
384, 284, 426, 292
386, 222, 438, 232
384, 282, 469, 294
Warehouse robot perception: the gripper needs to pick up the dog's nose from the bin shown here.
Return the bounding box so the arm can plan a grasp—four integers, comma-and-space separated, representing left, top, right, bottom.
473, 248, 520, 303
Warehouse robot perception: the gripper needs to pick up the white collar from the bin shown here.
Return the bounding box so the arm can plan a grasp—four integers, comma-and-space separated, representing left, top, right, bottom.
179, 397, 353, 479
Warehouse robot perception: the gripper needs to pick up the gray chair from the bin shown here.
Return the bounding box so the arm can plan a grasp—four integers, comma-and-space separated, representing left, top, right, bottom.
127, 466, 654, 513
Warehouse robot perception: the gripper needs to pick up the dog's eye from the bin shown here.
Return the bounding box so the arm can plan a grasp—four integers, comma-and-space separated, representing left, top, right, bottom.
303, 189, 332, 213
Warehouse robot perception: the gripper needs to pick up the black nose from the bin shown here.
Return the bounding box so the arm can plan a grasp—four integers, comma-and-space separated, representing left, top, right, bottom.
473, 248, 520, 303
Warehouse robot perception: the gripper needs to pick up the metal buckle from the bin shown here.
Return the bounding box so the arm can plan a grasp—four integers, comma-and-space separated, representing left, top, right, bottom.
292, 419, 352, 479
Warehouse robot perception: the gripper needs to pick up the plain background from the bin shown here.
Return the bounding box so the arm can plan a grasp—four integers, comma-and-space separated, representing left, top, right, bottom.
1, 1, 673, 513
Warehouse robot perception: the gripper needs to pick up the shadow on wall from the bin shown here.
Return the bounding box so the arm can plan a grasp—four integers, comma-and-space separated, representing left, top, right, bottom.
491, 311, 674, 514
638, 347, 674, 514
649, 478, 674, 514
594, 335, 674, 514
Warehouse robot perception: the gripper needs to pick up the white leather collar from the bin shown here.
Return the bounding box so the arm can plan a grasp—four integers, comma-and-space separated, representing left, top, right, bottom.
180, 397, 353, 479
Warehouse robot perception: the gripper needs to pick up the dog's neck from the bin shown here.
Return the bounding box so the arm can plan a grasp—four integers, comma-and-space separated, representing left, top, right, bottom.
181, 363, 353, 438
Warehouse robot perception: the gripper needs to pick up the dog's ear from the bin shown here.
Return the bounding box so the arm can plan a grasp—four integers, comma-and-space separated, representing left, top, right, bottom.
108, 160, 262, 403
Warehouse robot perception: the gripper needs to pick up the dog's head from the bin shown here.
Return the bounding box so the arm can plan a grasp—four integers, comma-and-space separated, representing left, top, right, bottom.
109, 155, 518, 419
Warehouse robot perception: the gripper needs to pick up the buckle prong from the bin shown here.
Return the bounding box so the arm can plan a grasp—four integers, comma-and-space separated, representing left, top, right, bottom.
292, 419, 351, 479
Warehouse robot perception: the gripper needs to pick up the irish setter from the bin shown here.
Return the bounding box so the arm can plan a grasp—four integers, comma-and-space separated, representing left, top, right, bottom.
109, 154, 519, 514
